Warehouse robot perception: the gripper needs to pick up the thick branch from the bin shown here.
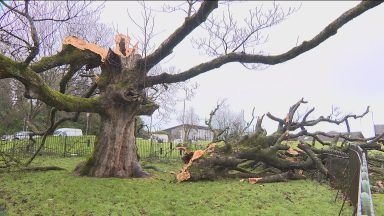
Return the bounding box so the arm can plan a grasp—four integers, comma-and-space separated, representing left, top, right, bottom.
146, 1, 382, 86
59, 64, 83, 93
298, 142, 329, 176
269, 98, 307, 135
30, 45, 101, 73
266, 112, 285, 132
140, 0, 218, 70
254, 114, 265, 135
139, 100, 160, 116
0, 54, 101, 113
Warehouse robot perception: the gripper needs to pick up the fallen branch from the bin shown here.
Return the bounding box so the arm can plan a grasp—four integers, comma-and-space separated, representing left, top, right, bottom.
176, 99, 384, 186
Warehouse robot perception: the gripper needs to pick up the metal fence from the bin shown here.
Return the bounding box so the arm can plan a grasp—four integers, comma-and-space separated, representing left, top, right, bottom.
0, 135, 205, 160
347, 145, 375, 216
322, 144, 376, 216
0, 135, 95, 158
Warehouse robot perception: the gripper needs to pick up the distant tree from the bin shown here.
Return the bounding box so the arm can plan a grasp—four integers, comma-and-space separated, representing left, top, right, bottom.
205, 101, 255, 152
0, 79, 22, 134
135, 116, 150, 139
0, 1, 382, 177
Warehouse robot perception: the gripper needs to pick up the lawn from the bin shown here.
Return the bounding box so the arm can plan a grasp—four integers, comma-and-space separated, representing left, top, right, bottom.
0, 157, 354, 216
373, 194, 384, 215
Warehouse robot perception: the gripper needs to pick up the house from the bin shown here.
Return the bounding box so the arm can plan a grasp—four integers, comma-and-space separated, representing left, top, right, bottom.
374, 124, 384, 136
298, 131, 364, 142
346, 132, 365, 141
316, 131, 364, 142
163, 124, 214, 142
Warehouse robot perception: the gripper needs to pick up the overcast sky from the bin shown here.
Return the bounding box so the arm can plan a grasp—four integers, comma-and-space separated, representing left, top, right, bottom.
99, 1, 384, 136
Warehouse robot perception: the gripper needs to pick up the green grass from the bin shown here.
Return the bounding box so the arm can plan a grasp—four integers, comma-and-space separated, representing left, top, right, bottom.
373, 194, 384, 214
0, 157, 354, 216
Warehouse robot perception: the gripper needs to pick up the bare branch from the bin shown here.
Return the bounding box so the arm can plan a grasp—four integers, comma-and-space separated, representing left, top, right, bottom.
298, 142, 329, 176
241, 107, 255, 134
140, 0, 218, 71
59, 64, 83, 93
126, 1, 156, 58
146, 1, 383, 86
1, 0, 40, 65
298, 106, 370, 129
205, 101, 229, 142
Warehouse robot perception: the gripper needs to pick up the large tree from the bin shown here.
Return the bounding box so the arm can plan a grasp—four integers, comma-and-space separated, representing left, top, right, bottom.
0, 1, 382, 178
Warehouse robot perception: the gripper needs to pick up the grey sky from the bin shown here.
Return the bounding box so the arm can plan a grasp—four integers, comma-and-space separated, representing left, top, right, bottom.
99, 1, 384, 136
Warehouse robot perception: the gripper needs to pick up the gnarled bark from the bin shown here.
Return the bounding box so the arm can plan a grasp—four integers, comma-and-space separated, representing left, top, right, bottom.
77, 106, 148, 178
72, 36, 158, 178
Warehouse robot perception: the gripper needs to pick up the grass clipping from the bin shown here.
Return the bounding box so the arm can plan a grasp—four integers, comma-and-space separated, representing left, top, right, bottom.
176, 143, 216, 182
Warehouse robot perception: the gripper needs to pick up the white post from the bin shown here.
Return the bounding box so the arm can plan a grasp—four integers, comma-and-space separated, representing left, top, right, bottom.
86, 113, 90, 135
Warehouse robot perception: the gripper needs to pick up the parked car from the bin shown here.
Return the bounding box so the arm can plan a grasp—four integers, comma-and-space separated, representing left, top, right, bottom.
53, 128, 83, 136
13, 131, 33, 140
173, 139, 183, 144
1, 135, 14, 141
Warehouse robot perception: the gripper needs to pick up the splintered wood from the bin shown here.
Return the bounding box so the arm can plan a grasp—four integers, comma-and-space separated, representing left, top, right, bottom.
176, 143, 217, 183
114, 34, 138, 57
63, 36, 108, 62
63, 33, 138, 62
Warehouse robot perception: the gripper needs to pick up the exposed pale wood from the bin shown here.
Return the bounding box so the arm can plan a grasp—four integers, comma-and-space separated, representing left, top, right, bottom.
63, 36, 109, 62
114, 34, 138, 57
63, 34, 139, 62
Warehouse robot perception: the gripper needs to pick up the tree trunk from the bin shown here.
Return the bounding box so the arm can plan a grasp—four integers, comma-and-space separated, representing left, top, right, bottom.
72, 39, 158, 178
76, 106, 149, 178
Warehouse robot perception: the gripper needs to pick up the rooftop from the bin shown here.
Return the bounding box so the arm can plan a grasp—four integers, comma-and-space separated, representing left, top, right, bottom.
163, 124, 210, 132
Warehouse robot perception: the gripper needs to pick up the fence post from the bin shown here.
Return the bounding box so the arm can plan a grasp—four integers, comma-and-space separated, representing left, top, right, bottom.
149, 138, 154, 157
12, 140, 16, 153
63, 136, 67, 157
169, 142, 173, 157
